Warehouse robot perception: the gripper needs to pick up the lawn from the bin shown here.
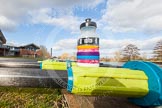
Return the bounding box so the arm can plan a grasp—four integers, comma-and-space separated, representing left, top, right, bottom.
0, 87, 64, 108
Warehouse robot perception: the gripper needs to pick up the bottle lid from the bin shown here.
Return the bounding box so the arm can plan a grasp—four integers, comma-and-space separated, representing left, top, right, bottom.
80, 18, 97, 29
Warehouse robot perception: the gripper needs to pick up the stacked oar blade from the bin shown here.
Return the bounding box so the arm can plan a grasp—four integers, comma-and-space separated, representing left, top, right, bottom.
0, 58, 67, 88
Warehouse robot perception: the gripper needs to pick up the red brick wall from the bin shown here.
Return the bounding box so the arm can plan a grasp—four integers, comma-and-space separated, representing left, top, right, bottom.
36, 49, 43, 57
19, 49, 44, 58
20, 49, 35, 56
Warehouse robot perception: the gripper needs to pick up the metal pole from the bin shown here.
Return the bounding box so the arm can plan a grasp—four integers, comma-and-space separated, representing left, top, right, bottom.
51, 48, 52, 57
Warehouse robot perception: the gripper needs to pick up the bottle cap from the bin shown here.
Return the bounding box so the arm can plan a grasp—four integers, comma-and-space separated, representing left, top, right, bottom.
80, 18, 97, 29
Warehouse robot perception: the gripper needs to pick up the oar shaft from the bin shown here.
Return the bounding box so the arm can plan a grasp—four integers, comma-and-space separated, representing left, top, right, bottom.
0, 68, 67, 88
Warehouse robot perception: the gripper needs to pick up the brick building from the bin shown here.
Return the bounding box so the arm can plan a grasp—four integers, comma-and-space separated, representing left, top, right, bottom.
6, 43, 40, 57
6, 45, 20, 56
19, 43, 40, 57
0, 30, 40, 57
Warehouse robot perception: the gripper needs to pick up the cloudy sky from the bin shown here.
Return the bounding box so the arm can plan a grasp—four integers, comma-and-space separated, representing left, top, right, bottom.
1, 0, 162, 58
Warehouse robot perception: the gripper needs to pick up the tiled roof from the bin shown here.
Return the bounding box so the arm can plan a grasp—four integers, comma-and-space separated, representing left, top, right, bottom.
20, 43, 40, 49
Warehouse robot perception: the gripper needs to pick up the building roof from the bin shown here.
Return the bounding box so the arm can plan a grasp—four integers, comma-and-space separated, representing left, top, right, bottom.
0, 30, 6, 44
20, 43, 40, 49
4, 43, 19, 48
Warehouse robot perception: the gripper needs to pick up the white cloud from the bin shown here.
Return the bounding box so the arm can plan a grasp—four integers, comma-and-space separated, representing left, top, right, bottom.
101, 0, 162, 33
29, 8, 81, 33
52, 36, 162, 57
0, 16, 17, 31
0, 0, 104, 31
53, 39, 77, 50
5, 40, 24, 47
100, 36, 162, 50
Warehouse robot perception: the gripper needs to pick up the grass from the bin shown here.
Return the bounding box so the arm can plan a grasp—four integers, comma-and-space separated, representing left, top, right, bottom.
0, 87, 63, 108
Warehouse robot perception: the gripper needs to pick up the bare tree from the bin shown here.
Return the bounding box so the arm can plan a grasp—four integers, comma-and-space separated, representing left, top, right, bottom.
121, 44, 140, 61
141, 52, 147, 60
153, 40, 162, 60
39, 45, 51, 59
60, 53, 69, 60
114, 51, 122, 61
